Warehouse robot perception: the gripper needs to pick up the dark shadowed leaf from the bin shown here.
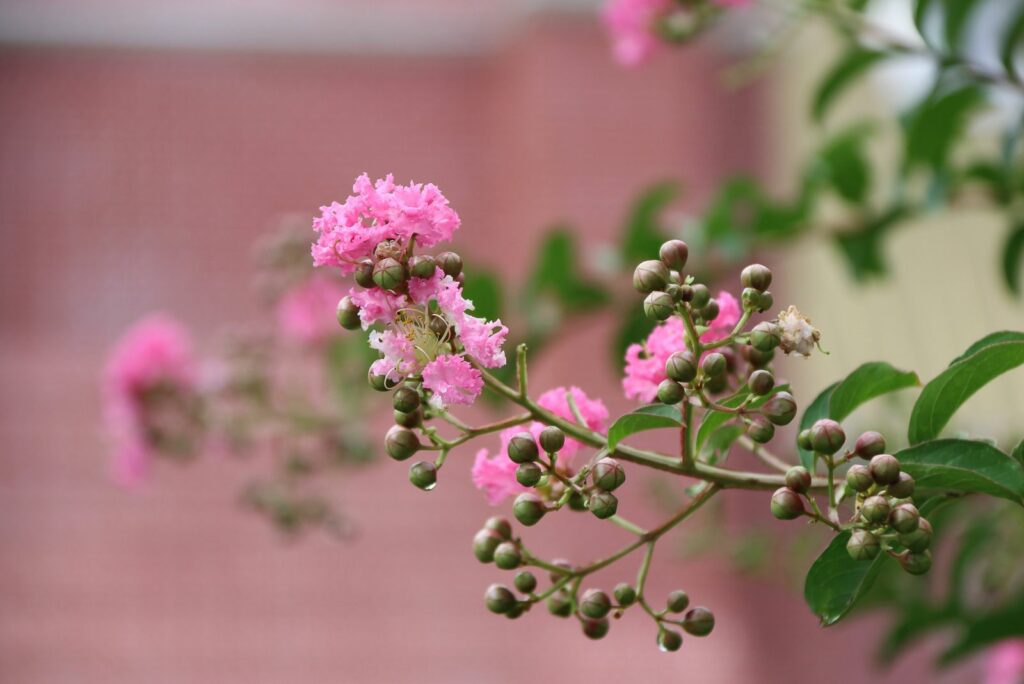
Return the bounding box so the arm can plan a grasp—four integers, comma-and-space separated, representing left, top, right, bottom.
805, 531, 887, 626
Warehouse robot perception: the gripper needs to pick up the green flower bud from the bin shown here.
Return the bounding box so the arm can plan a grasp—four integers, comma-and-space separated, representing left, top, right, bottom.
385, 426, 420, 461
484, 584, 517, 614
581, 617, 610, 640
785, 466, 812, 494
742, 343, 775, 368
898, 549, 932, 576
845, 464, 874, 493
887, 472, 915, 499
428, 315, 449, 336
701, 352, 727, 378
657, 379, 686, 405
658, 628, 683, 652
472, 529, 503, 563
513, 493, 546, 526
700, 298, 720, 323
659, 239, 689, 270
666, 590, 690, 613
614, 583, 637, 607
746, 414, 775, 444
588, 491, 618, 519
515, 462, 543, 487
548, 559, 574, 583
592, 458, 626, 492
750, 322, 781, 352
580, 589, 612, 619
846, 529, 881, 561
797, 429, 813, 451
568, 491, 587, 511
869, 453, 901, 485
741, 263, 772, 292
408, 254, 437, 279
756, 290, 774, 313
741, 287, 761, 311
493, 541, 522, 570
690, 284, 711, 309
484, 516, 512, 540
644, 291, 675, 321
336, 296, 362, 330
860, 495, 891, 525
682, 607, 715, 637
854, 431, 887, 459
762, 391, 797, 426
514, 571, 537, 594
899, 517, 932, 553
547, 590, 573, 618
408, 460, 437, 490
507, 432, 539, 464
394, 408, 422, 428
678, 284, 695, 302
809, 419, 845, 455
633, 260, 670, 294
369, 372, 389, 392
372, 257, 407, 291
504, 603, 525, 620
354, 259, 375, 288
539, 426, 565, 454
770, 487, 804, 520
436, 251, 463, 278
889, 503, 920, 534
666, 351, 697, 383
393, 387, 420, 413
748, 369, 775, 396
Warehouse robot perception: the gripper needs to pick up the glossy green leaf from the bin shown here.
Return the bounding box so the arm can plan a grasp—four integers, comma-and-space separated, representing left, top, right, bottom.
699, 424, 745, 465
620, 182, 676, 265
1002, 223, 1024, 295
813, 49, 885, 122
949, 331, 1024, 365
695, 384, 790, 454
895, 439, 1024, 504
805, 531, 887, 626
1012, 438, 1024, 466
607, 404, 682, 451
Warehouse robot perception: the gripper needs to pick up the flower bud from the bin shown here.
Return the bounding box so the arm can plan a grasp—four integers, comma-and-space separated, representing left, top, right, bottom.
869, 454, 901, 485
472, 528, 502, 563
809, 419, 845, 455
588, 491, 618, 519
797, 429, 813, 451
493, 541, 522, 570
690, 284, 711, 309
887, 472, 915, 499
393, 387, 420, 414
515, 462, 543, 487
705, 373, 728, 395
746, 414, 775, 444
429, 315, 449, 336
898, 550, 932, 576
568, 491, 587, 511
385, 425, 420, 461
581, 617, 610, 640
658, 628, 683, 652
580, 589, 612, 619
633, 260, 670, 294
762, 391, 797, 426
741, 287, 761, 311
666, 351, 697, 383
756, 290, 774, 313
354, 259, 375, 288
678, 284, 695, 302
742, 344, 775, 368
547, 590, 573, 617
657, 379, 686, 405
484, 584, 517, 614
407, 254, 437, 279
614, 583, 637, 607
659, 239, 689, 270
539, 426, 565, 454
682, 607, 715, 637
899, 517, 932, 552
854, 431, 887, 459
408, 460, 437, 490
592, 458, 626, 492
701, 352, 727, 378
372, 257, 407, 291
507, 432, 539, 464
785, 466, 812, 494
644, 291, 675, 321
860, 495, 891, 525
512, 493, 546, 526
748, 369, 775, 396
750, 322, 781, 352
336, 296, 362, 330
548, 559, 573, 583
666, 590, 690, 613
394, 408, 422, 428
700, 298, 720, 323
504, 603, 525, 620
484, 516, 512, 540
770, 487, 804, 520
514, 571, 537, 594
889, 503, 920, 534
845, 464, 874, 493
847, 529, 881, 561
436, 251, 463, 278
369, 372, 390, 392
741, 264, 773, 292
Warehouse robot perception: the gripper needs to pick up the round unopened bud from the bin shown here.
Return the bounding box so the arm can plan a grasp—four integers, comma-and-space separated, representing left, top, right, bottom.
690, 284, 711, 309
666, 590, 690, 613
485, 584, 517, 614
666, 351, 697, 383
580, 589, 612, 619
746, 414, 775, 444
354, 259, 375, 288
592, 458, 626, 492
809, 419, 845, 455
568, 491, 587, 512
889, 503, 920, 534
548, 559, 573, 583
581, 617, 610, 640
750, 322, 781, 352
547, 590, 573, 617
393, 387, 420, 413
385, 426, 420, 461
899, 550, 932, 576
748, 369, 775, 396
436, 251, 463, 278
493, 541, 522, 570
741, 287, 761, 311
633, 260, 670, 294
869, 454, 901, 485
762, 391, 797, 426
701, 298, 720, 323
846, 464, 874, 493
659, 239, 689, 270
847, 529, 881, 561
484, 516, 512, 539
756, 290, 774, 313
369, 372, 389, 392
682, 607, 715, 637
899, 517, 932, 553
860, 495, 891, 525
394, 408, 422, 428
770, 487, 804, 520
785, 466, 812, 494
705, 373, 728, 395
701, 352, 727, 378
644, 291, 675, 321
514, 571, 537, 594
743, 344, 775, 368
408, 461, 437, 490
428, 315, 449, 336
741, 264, 773, 292
512, 493, 546, 526
797, 429, 813, 451
515, 462, 543, 487
408, 254, 437, 279
336, 296, 361, 330
614, 583, 637, 607
658, 628, 683, 652
887, 472, 915, 499
504, 603, 525, 620
372, 257, 406, 291
657, 379, 686, 405
473, 529, 503, 563
678, 284, 695, 302
854, 431, 887, 459
507, 432, 539, 464
588, 491, 618, 519
539, 426, 565, 454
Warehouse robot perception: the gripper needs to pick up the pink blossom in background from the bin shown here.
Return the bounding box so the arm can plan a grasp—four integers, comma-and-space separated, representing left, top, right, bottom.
421, 354, 484, 407
985, 640, 1024, 684
471, 448, 528, 505
601, 0, 671, 66
276, 277, 347, 345
701, 290, 740, 343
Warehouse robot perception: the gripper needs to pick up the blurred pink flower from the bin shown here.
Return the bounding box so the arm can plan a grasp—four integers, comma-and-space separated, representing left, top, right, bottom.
472, 448, 527, 506
701, 290, 740, 343
601, 0, 671, 66
985, 640, 1024, 684
276, 277, 347, 345
422, 354, 484, 407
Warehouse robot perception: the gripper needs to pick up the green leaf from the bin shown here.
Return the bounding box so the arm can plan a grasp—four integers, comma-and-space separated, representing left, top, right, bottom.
695, 384, 791, 454
912, 0, 935, 44
699, 424, 745, 465
607, 404, 682, 451
1002, 223, 1024, 295
1012, 438, 1024, 466
895, 439, 1024, 503
817, 129, 872, 204
620, 182, 677, 265
949, 331, 1024, 365
904, 87, 984, 171
813, 49, 886, 122
804, 531, 887, 626
525, 228, 610, 313
908, 338, 1024, 443
939, 592, 1024, 665
833, 207, 908, 281
1001, 5, 1024, 78
460, 269, 503, 323
940, 0, 983, 50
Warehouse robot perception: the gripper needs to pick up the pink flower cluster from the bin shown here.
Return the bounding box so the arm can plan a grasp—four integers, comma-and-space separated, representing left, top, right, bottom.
103, 314, 197, 487
276, 277, 349, 345
472, 386, 609, 505
622, 291, 739, 402
985, 640, 1024, 684
312, 173, 460, 274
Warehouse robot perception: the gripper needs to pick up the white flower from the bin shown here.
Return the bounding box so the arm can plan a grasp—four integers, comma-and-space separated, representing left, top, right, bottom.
777, 306, 820, 357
